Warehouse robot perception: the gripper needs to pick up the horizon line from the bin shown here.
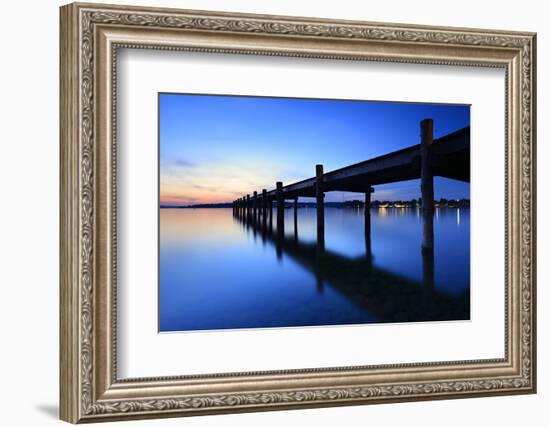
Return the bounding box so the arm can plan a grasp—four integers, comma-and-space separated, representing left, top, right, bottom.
161, 197, 471, 209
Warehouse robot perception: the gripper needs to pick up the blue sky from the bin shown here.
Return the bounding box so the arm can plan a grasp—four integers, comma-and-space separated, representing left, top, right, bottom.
159, 93, 470, 205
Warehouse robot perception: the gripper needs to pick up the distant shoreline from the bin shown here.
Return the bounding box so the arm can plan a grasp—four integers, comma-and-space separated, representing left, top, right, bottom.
161, 199, 470, 209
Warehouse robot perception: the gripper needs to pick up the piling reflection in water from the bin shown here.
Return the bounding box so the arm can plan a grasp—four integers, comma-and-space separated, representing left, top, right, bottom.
232, 206, 468, 326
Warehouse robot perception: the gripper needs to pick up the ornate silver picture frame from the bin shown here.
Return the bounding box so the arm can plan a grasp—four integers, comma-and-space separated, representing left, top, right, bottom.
60, 2, 536, 423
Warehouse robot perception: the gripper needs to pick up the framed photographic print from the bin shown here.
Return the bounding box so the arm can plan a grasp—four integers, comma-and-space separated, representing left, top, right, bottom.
158, 94, 471, 332
60, 2, 537, 423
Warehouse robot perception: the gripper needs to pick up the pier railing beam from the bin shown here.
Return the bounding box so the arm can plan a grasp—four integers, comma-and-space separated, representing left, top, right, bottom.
276, 181, 284, 234
420, 118, 434, 254
316, 164, 325, 241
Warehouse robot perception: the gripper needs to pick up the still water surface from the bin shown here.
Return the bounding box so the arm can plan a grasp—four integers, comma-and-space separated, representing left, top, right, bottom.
159, 207, 470, 332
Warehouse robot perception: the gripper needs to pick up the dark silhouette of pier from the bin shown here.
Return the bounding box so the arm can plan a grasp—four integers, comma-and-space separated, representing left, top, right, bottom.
233, 206, 469, 323
233, 119, 469, 254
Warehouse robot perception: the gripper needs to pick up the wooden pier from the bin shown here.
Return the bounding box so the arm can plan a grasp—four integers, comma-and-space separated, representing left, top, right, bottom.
233, 120, 469, 253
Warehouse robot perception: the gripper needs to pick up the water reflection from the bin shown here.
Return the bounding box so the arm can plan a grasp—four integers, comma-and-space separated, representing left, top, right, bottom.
159, 207, 470, 332
233, 207, 467, 324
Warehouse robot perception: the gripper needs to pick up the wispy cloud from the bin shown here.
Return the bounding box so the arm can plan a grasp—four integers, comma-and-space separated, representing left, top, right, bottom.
173, 158, 196, 168
192, 183, 220, 192
160, 194, 200, 206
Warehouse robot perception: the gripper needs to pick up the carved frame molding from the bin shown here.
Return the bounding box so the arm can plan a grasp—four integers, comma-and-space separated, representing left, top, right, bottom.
60, 2, 536, 423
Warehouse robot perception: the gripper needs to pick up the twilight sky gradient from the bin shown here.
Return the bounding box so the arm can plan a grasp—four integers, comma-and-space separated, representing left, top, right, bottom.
159, 93, 470, 206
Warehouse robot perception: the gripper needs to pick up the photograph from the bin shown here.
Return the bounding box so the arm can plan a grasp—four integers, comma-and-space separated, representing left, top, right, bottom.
158, 93, 471, 332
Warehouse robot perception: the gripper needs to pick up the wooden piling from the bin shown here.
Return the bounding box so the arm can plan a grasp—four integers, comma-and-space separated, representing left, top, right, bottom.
316, 164, 325, 240
293, 198, 298, 240
420, 118, 434, 253
246, 194, 251, 219
262, 189, 267, 229
276, 181, 284, 234
253, 191, 258, 222
365, 187, 373, 259
268, 199, 273, 232
364, 187, 373, 236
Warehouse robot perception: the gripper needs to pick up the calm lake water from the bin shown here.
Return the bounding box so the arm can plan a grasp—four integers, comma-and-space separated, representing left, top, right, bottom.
159, 207, 470, 332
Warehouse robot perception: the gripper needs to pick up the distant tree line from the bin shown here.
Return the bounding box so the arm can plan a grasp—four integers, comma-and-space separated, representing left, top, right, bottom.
161, 198, 470, 209
340, 198, 470, 208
